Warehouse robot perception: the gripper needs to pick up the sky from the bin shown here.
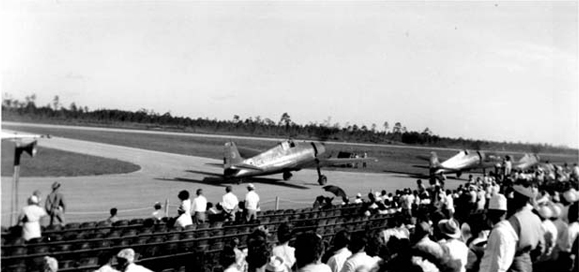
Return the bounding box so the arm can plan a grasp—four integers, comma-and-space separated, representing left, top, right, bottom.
1, 1, 578, 148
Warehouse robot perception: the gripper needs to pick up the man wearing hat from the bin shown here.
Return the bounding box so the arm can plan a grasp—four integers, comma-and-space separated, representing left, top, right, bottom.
18, 195, 47, 241
437, 218, 468, 272
479, 193, 518, 272
116, 248, 152, 272
507, 185, 545, 272
244, 183, 260, 222
45, 181, 66, 226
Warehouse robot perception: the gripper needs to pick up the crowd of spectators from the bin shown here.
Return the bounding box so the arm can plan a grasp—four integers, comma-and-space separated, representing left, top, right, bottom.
11, 161, 579, 272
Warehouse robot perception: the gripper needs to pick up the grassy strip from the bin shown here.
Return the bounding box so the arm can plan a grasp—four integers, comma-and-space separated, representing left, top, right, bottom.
2, 123, 578, 178
1, 141, 141, 177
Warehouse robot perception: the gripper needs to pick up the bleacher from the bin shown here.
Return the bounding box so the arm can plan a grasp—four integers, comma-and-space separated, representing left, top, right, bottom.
1, 204, 394, 272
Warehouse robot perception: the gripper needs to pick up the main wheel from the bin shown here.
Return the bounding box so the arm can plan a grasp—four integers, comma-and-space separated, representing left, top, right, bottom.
283, 172, 293, 181
318, 175, 328, 185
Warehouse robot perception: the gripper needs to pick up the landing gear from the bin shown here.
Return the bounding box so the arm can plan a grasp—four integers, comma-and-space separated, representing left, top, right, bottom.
283, 172, 293, 181
318, 175, 328, 185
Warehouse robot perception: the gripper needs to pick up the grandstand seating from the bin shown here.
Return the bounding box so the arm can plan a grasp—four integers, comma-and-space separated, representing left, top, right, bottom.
1, 203, 393, 272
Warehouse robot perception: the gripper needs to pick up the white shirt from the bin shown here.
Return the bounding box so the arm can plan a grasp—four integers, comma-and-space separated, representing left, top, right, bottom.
175, 212, 192, 228
191, 195, 207, 212
222, 192, 239, 211
479, 220, 518, 272
540, 219, 558, 261
245, 190, 260, 210
340, 252, 378, 272
125, 263, 153, 272
20, 204, 47, 241
272, 243, 296, 269
439, 238, 469, 272
299, 263, 332, 272
327, 247, 352, 272
180, 199, 192, 215
560, 221, 579, 252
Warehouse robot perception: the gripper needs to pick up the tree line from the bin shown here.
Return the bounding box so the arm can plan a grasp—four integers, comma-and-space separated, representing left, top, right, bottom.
2, 94, 575, 155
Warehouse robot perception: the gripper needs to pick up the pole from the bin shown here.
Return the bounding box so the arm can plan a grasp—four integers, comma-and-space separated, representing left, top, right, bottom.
165, 199, 169, 217
275, 196, 279, 210
11, 143, 22, 226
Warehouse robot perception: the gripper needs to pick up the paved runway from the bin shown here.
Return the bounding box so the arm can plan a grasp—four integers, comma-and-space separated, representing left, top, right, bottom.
1, 129, 463, 224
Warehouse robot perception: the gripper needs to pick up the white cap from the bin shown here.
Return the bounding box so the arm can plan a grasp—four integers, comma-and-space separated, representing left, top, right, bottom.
563, 189, 578, 203
538, 205, 553, 219
356, 193, 362, 198
489, 194, 507, 211
247, 183, 255, 189
29, 195, 39, 204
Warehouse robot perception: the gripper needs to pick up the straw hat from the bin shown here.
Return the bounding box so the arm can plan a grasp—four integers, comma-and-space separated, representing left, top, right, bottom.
438, 219, 461, 239
117, 248, 135, 263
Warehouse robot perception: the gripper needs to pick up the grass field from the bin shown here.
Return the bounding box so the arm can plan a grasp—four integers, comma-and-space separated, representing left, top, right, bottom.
1, 141, 141, 177
3, 123, 578, 178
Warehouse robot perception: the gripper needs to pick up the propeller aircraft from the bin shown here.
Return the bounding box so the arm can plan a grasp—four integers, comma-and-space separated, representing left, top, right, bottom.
221, 139, 376, 185
416, 150, 500, 180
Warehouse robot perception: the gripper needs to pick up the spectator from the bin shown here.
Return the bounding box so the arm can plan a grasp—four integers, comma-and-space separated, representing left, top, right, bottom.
479, 193, 517, 272
354, 193, 363, 204
151, 202, 166, 221
246, 228, 271, 272
18, 195, 47, 241
33, 189, 42, 203
326, 230, 351, 272
175, 205, 192, 228
295, 232, 331, 272
341, 232, 379, 272
230, 237, 247, 272
221, 186, 239, 222
245, 184, 260, 222
43, 256, 58, 272
221, 246, 241, 272
107, 208, 119, 223
558, 202, 579, 271
192, 189, 207, 224
534, 204, 559, 270
95, 251, 119, 272
410, 221, 445, 272
272, 223, 295, 270
116, 248, 152, 272
45, 181, 66, 226
178, 190, 192, 215
508, 185, 545, 272
437, 218, 468, 272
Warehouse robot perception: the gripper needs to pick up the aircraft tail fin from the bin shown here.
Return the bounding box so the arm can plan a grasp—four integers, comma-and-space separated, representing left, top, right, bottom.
224, 141, 244, 169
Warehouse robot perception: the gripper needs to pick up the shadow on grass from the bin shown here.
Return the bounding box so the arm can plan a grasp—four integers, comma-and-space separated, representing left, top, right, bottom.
157, 175, 311, 190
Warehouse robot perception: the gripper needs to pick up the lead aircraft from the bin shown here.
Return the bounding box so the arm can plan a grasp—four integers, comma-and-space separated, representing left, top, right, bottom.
222, 140, 376, 185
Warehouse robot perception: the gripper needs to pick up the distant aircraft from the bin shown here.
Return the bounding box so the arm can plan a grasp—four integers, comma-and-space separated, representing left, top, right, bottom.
1, 131, 49, 141
510, 153, 541, 171
221, 140, 376, 185
416, 150, 500, 180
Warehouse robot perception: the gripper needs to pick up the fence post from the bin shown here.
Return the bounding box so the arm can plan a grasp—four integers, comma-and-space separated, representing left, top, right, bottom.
165, 199, 169, 217
275, 196, 279, 210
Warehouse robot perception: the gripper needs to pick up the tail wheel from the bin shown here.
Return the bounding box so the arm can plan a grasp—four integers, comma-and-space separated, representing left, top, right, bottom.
318, 175, 327, 185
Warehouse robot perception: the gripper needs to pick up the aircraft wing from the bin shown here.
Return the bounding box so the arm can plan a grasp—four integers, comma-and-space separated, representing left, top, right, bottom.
1, 131, 49, 141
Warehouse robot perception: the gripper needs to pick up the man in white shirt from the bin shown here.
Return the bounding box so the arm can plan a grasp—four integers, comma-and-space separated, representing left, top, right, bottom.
479, 194, 518, 272
327, 230, 352, 272
116, 248, 153, 272
191, 188, 207, 224
437, 219, 469, 272
244, 184, 260, 222
340, 233, 378, 272
221, 185, 239, 222
19, 195, 47, 241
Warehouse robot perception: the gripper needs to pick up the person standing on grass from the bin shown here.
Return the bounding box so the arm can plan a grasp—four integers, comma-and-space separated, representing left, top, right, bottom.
191, 188, 207, 224
221, 186, 239, 222
245, 184, 260, 222
45, 181, 66, 226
